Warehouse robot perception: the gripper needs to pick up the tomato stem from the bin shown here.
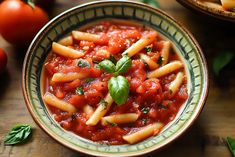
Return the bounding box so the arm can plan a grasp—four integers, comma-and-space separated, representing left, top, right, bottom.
25, 0, 35, 9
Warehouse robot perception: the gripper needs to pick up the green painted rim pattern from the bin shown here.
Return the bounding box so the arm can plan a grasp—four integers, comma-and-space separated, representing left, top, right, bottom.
22, 1, 208, 156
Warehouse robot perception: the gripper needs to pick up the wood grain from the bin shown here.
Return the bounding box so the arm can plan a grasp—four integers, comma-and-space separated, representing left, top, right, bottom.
1, 0, 235, 157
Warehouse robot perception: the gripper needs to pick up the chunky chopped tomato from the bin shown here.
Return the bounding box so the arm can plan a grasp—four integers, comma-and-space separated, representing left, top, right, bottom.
43, 21, 188, 145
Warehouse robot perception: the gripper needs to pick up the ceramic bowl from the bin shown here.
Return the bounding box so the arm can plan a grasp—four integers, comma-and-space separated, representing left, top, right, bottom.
177, 0, 235, 22
22, 1, 209, 156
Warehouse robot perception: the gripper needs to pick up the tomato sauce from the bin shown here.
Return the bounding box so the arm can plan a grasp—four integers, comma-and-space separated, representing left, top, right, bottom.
43, 21, 188, 145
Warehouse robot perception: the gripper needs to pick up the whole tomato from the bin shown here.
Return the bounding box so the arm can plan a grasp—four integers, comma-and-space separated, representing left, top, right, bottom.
0, 48, 7, 74
0, 0, 49, 46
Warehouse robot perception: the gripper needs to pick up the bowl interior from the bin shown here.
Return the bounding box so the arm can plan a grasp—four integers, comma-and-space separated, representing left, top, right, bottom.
23, 1, 208, 156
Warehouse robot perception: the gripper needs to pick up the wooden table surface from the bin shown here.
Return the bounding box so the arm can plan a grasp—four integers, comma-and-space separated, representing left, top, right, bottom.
1, 0, 235, 157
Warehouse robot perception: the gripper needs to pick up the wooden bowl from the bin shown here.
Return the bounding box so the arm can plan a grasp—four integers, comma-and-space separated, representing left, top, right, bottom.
22, 1, 209, 156
177, 0, 235, 22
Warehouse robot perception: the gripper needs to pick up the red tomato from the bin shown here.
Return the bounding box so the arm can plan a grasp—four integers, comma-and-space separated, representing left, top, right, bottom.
0, 48, 7, 74
0, 0, 49, 46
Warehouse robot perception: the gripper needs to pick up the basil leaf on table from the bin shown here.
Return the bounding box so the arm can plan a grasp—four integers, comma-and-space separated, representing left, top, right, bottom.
115, 55, 132, 76
108, 76, 130, 105
226, 137, 235, 157
4, 124, 32, 145
141, 0, 160, 8
99, 59, 116, 73
213, 52, 234, 77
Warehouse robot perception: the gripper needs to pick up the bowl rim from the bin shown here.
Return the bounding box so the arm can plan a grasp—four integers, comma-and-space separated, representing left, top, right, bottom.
177, 0, 235, 22
22, 0, 209, 156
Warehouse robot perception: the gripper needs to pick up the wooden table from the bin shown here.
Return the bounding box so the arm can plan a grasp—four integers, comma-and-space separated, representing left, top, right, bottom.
1, 0, 235, 156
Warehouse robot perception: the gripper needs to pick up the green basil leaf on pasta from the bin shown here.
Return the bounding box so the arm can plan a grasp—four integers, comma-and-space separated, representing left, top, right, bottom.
99, 59, 116, 73
77, 59, 90, 68
75, 86, 84, 95
213, 52, 234, 77
4, 124, 32, 145
100, 99, 108, 109
115, 55, 132, 75
226, 137, 235, 157
145, 46, 152, 52
108, 76, 130, 105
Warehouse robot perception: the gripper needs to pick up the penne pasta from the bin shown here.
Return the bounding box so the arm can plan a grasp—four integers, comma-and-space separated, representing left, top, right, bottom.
58, 36, 73, 46
140, 53, 159, 70
123, 122, 163, 144
122, 32, 157, 57
86, 94, 113, 126
168, 72, 184, 96
101, 113, 139, 126
220, 0, 235, 10
51, 72, 87, 83
161, 41, 171, 65
83, 104, 94, 117
43, 92, 76, 115
42, 21, 189, 144
52, 42, 84, 59
72, 31, 100, 43
147, 61, 183, 78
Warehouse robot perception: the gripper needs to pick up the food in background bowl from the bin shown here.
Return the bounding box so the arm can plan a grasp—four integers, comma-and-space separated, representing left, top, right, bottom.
177, 0, 235, 22
42, 20, 188, 145
22, 1, 208, 156
199, 0, 235, 11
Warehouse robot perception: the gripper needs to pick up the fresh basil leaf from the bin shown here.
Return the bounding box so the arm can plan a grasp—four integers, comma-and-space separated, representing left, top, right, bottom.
100, 99, 108, 109
99, 60, 116, 73
157, 56, 163, 65
145, 46, 152, 52
141, 107, 150, 114
4, 124, 32, 145
77, 59, 90, 68
226, 137, 235, 157
142, 118, 148, 125
86, 78, 95, 83
115, 55, 132, 76
75, 86, 84, 95
141, 0, 160, 8
106, 121, 117, 127
213, 52, 234, 77
108, 76, 130, 105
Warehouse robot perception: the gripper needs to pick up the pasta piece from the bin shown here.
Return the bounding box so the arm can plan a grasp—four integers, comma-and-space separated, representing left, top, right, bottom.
51, 72, 87, 83
58, 36, 73, 46
52, 42, 84, 59
83, 104, 94, 117
161, 41, 171, 65
123, 122, 163, 144
147, 61, 183, 78
43, 92, 76, 115
168, 72, 184, 96
140, 53, 159, 70
221, 0, 235, 10
72, 31, 100, 43
122, 31, 157, 57
101, 113, 139, 126
86, 94, 113, 126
